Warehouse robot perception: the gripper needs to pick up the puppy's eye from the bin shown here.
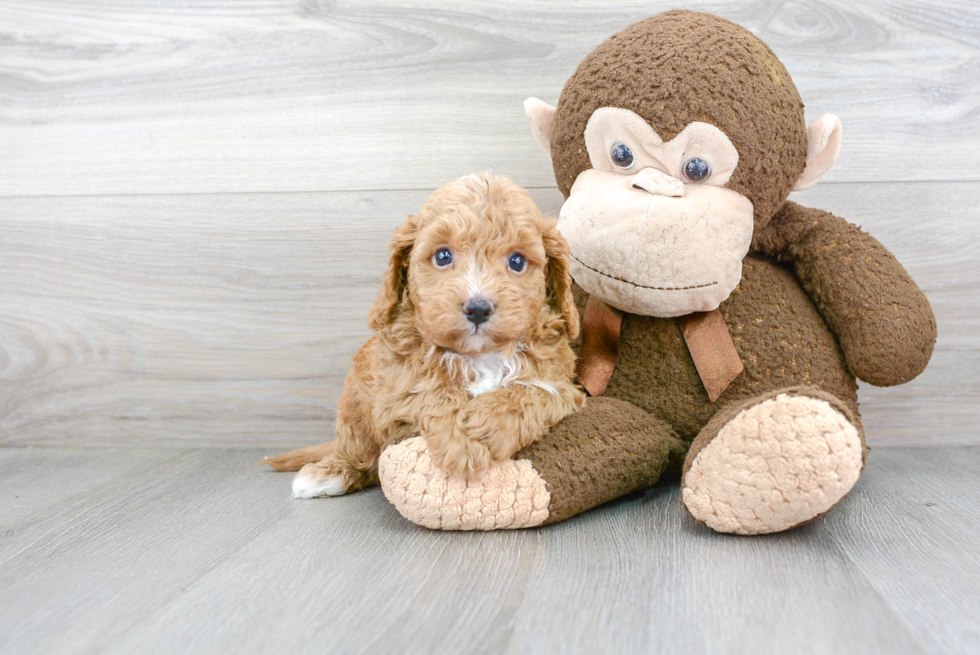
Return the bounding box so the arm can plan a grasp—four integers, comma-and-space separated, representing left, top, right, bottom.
432, 248, 453, 268
611, 143, 634, 169
507, 253, 527, 274
683, 157, 711, 182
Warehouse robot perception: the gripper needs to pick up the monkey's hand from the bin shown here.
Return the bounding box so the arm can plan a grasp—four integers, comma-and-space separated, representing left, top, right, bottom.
753, 201, 936, 386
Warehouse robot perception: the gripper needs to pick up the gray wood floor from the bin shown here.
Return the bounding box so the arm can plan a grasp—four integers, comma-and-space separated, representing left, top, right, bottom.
1, 445, 978, 655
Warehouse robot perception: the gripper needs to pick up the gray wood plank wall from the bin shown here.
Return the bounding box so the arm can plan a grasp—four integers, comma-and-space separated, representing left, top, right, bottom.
1, 0, 978, 448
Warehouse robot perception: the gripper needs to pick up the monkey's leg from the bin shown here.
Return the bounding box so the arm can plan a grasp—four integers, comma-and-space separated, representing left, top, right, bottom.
681, 387, 867, 535
378, 396, 687, 530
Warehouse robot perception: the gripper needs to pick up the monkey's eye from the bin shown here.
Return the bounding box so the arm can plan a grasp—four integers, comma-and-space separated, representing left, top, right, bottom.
610, 143, 634, 169
683, 158, 711, 182
432, 248, 453, 268
507, 253, 527, 274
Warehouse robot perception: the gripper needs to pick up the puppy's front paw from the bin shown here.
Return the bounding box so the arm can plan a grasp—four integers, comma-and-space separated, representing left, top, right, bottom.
457, 403, 520, 461
427, 431, 492, 480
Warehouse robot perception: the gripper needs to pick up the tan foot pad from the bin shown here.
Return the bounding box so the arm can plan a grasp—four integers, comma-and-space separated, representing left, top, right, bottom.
682, 393, 863, 535
378, 437, 550, 530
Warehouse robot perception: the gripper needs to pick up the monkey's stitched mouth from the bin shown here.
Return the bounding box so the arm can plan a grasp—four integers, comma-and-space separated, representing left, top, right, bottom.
571, 256, 718, 291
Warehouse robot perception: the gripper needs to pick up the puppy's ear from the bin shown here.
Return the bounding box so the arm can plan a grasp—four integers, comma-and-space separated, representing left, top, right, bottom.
368, 214, 418, 331
542, 219, 580, 340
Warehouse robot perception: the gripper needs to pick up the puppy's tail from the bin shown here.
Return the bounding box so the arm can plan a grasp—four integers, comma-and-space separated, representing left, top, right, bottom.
260, 442, 335, 471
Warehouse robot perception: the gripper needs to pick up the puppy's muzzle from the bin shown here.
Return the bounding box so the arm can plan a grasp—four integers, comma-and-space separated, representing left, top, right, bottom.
463, 297, 494, 326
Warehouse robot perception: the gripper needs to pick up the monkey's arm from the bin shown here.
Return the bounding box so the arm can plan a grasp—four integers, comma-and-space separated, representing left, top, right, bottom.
752, 201, 936, 387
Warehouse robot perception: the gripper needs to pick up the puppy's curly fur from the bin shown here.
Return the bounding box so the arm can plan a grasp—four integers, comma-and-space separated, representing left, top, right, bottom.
263, 173, 584, 498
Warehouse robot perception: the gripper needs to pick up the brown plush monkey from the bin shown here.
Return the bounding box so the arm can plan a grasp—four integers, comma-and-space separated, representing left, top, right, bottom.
378, 10, 937, 534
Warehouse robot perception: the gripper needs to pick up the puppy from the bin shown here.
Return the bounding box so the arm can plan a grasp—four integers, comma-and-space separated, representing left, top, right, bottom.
263, 173, 584, 498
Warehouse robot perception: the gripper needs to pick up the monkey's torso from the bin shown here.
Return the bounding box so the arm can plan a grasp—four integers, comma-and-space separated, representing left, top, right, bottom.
602, 254, 858, 442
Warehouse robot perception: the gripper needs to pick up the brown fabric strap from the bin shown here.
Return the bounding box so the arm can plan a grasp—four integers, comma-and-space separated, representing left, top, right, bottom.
677, 309, 744, 402
576, 297, 622, 396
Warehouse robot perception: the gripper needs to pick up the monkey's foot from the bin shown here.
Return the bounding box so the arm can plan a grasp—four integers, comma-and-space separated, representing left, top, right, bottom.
681, 389, 865, 535
378, 437, 550, 530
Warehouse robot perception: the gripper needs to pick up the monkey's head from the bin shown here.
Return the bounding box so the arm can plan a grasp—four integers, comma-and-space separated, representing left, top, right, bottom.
525, 11, 842, 317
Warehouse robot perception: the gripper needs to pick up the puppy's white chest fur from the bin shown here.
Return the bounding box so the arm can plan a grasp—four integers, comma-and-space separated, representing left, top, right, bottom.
442, 350, 524, 396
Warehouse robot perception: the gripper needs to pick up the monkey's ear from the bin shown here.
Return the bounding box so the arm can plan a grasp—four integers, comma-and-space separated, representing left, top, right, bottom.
793, 114, 843, 191
368, 214, 418, 332
524, 98, 556, 156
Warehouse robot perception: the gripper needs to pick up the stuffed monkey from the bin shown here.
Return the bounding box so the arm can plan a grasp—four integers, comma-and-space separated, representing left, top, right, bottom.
382, 11, 937, 534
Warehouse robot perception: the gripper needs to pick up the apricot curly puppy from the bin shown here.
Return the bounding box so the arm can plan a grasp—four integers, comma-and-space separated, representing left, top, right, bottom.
263, 173, 584, 498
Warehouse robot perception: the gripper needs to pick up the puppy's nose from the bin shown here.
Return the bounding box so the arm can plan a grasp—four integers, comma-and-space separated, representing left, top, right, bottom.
463, 298, 494, 326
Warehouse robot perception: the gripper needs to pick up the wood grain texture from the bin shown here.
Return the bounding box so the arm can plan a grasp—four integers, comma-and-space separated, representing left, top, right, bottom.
1, 0, 979, 196
1, 446, 978, 654
824, 447, 980, 653
0, 448, 294, 653
1, 182, 976, 448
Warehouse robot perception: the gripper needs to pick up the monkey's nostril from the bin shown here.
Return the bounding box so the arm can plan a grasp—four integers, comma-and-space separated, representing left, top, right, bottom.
463, 298, 494, 326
